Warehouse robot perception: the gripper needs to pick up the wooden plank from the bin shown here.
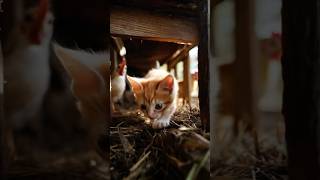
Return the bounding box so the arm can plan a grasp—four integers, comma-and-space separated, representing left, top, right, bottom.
110, 7, 199, 44
198, 0, 210, 132
111, 0, 199, 18
282, 0, 320, 179
167, 45, 194, 69
183, 56, 192, 106
174, 65, 178, 79
233, 0, 260, 144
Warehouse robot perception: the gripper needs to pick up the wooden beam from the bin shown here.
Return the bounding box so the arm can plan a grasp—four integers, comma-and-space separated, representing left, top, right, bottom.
198, 0, 211, 132
234, 0, 260, 140
183, 56, 192, 106
111, 0, 199, 18
110, 7, 199, 44
282, 0, 320, 179
167, 45, 194, 69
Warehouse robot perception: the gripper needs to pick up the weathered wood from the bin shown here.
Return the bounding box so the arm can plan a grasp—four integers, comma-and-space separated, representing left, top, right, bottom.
282, 0, 320, 179
234, 0, 260, 138
174, 65, 178, 79
198, 0, 210, 132
111, 0, 199, 18
167, 45, 194, 69
110, 7, 199, 44
183, 56, 192, 106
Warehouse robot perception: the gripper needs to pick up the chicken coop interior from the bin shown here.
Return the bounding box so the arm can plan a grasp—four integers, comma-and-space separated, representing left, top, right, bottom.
1, 0, 320, 180
109, 1, 210, 179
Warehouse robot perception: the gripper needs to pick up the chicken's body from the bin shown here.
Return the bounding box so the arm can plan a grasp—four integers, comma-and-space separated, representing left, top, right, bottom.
111, 58, 137, 113
4, 0, 53, 128
111, 68, 126, 103
4, 41, 51, 128
3, 0, 53, 159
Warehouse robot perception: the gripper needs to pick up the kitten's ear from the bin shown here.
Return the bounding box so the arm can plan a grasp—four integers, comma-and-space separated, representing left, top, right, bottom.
53, 44, 105, 98
127, 76, 143, 92
158, 75, 174, 92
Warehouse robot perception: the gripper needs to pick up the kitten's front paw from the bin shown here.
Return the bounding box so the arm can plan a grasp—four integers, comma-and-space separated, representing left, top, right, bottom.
152, 119, 170, 129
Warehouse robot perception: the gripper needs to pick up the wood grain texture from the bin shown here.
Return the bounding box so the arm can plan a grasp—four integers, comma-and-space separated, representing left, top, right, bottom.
110, 7, 199, 44
282, 0, 320, 179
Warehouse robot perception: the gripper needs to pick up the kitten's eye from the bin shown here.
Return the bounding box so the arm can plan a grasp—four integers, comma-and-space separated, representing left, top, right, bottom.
155, 103, 163, 110
141, 104, 147, 110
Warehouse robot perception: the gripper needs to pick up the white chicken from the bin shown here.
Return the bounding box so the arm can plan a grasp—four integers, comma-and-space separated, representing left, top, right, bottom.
4, 0, 53, 129
111, 57, 137, 113
111, 57, 127, 103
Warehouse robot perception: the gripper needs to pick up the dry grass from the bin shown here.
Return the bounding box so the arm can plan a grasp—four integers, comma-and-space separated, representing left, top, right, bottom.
110, 105, 210, 180
212, 115, 287, 180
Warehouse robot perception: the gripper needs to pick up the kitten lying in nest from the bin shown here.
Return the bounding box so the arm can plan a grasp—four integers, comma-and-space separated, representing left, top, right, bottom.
127, 68, 179, 129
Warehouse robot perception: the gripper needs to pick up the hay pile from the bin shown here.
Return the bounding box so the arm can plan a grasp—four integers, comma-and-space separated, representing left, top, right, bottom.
9, 152, 109, 180
7, 106, 287, 180
110, 106, 210, 180
212, 137, 287, 180
8, 132, 109, 180
212, 116, 288, 180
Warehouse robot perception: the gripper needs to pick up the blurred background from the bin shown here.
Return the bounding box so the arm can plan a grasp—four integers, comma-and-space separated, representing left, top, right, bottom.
2, 0, 108, 179
211, 0, 286, 179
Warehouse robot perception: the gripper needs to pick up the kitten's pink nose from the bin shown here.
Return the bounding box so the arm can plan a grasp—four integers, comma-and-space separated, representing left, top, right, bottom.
148, 112, 157, 119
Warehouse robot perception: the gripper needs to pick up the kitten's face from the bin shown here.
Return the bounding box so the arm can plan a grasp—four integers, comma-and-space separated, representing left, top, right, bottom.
128, 74, 176, 120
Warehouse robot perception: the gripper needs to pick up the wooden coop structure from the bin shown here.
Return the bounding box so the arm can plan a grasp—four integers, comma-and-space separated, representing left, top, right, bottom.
110, 0, 211, 132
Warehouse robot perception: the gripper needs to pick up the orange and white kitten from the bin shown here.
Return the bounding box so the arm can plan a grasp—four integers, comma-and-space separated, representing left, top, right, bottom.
128, 69, 178, 129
